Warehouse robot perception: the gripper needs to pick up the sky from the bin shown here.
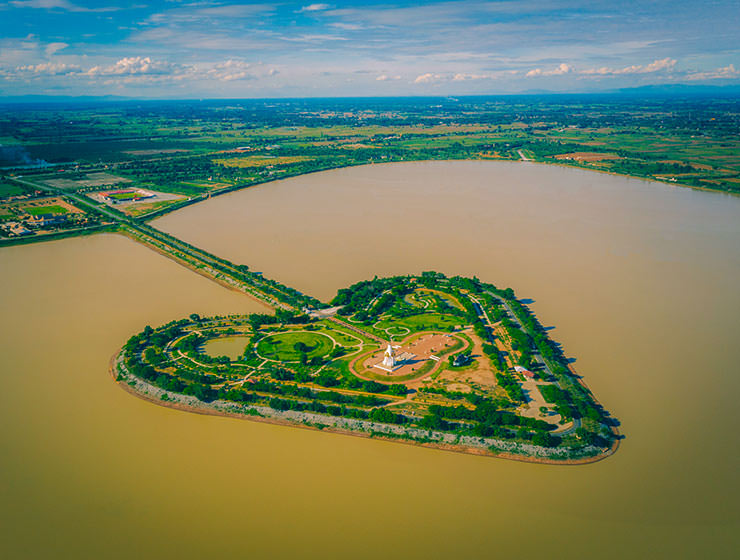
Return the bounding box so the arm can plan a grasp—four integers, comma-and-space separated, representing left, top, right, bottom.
0, 0, 738, 98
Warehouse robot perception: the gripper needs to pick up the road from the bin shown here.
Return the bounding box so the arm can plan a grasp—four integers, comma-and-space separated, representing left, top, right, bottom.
484, 290, 581, 435
12, 175, 302, 310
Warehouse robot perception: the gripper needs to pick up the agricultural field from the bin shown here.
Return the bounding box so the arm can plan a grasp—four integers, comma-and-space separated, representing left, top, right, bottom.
0, 181, 35, 199
0, 95, 737, 213
213, 155, 315, 168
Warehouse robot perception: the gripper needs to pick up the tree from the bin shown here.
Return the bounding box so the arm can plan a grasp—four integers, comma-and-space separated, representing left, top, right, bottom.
248, 315, 264, 331
370, 407, 395, 423
532, 432, 560, 447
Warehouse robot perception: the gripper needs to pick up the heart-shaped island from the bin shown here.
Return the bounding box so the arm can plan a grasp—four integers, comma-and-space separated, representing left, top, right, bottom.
113, 257, 619, 464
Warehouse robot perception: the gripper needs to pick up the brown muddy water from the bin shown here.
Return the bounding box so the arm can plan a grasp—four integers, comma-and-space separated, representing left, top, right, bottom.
2, 161, 739, 559
203, 335, 251, 360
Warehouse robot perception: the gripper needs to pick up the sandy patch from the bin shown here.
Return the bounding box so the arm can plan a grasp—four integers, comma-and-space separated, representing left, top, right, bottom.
519, 380, 561, 426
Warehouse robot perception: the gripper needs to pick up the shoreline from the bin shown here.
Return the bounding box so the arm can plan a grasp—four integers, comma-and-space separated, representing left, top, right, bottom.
3, 158, 734, 253
137, 159, 737, 227
116, 228, 275, 312
520, 157, 740, 198
109, 351, 619, 466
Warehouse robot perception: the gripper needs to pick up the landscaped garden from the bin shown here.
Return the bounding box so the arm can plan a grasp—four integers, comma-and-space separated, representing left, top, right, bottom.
114, 272, 619, 463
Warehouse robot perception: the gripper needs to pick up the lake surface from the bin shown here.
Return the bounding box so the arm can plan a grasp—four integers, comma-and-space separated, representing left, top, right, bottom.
2, 161, 739, 559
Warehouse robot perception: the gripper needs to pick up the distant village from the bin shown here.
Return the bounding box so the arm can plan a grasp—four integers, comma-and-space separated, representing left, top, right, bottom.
0, 182, 101, 240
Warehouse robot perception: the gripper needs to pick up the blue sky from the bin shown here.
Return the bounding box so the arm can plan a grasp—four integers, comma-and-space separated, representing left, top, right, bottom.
0, 0, 738, 97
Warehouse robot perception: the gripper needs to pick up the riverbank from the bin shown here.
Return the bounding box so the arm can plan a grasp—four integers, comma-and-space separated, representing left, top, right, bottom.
524, 157, 740, 198
0, 222, 116, 247
139, 156, 735, 225
4, 157, 733, 255
110, 349, 618, 465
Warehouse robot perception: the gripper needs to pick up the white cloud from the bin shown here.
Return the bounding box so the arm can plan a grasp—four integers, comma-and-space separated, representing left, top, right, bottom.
299, 4, 330, 12
11, 0, 76, 8
10, 0, 118, 12
376, 74, 401, 81
685, 64, 739, 81
87, 56, 180, 77
206, 60, 254, 82
526, 63, 573, 77
413, 72, 445, 84
15, 62, 80, 75
329, 22, 363, 30
44, 42, 68, 56
641, 58, 677, 73
525, 59, 679, 78
201, 61, 281, 82
581, 58, 677, 75
145, 3, 274, 24
288, 34, 347, 42
453, 73, 492, 81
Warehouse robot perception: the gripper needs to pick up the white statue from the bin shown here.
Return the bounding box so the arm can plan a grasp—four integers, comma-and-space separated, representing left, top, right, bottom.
382, 343, 396, 368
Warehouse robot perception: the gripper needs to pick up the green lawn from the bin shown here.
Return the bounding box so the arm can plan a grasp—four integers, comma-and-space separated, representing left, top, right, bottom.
256, 331, 335, 362
375, 312, 460, 335
27, 205, 69, 215
0, 182, 31, 198
107, 191, 142, 200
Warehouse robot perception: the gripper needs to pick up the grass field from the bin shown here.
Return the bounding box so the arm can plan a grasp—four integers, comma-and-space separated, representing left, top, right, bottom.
107, 191, 143, 200
256, 331, 335, 362
0, 182, 31, 198
123, 199, 179, 217
27, 205, 68, 215
213, 155, 315, 168
375, 312, 459, 335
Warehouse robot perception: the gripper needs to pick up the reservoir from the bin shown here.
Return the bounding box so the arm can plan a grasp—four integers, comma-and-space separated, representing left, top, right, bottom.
2, 161, 739, 558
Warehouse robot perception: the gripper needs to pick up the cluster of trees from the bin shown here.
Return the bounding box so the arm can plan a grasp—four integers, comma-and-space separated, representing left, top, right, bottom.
268, 396, 365, 419
501, 318, 534, 368
266, 396, 412, 425
495, 372, 525, 403
117, 155, 230, 188
539, 384, 601, 424
416, 401, 559, 445
135, 223, 325, 310
449, 352, 472, 367
609, 159, 695, 177
332, 275, 411, 316
481, 343, 505, 371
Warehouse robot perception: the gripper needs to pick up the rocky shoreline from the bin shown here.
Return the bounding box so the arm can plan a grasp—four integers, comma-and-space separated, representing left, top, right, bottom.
111, 351, 618, 465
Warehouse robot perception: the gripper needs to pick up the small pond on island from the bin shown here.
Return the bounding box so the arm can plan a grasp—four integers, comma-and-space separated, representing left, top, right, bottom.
202, 335, 251, 361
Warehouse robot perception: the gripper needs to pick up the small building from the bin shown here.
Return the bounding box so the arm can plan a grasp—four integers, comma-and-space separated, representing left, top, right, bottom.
451, 352, 472, 367
5, 221, 31, 236
27, 214, 67, 228
515, 365, 536, 379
